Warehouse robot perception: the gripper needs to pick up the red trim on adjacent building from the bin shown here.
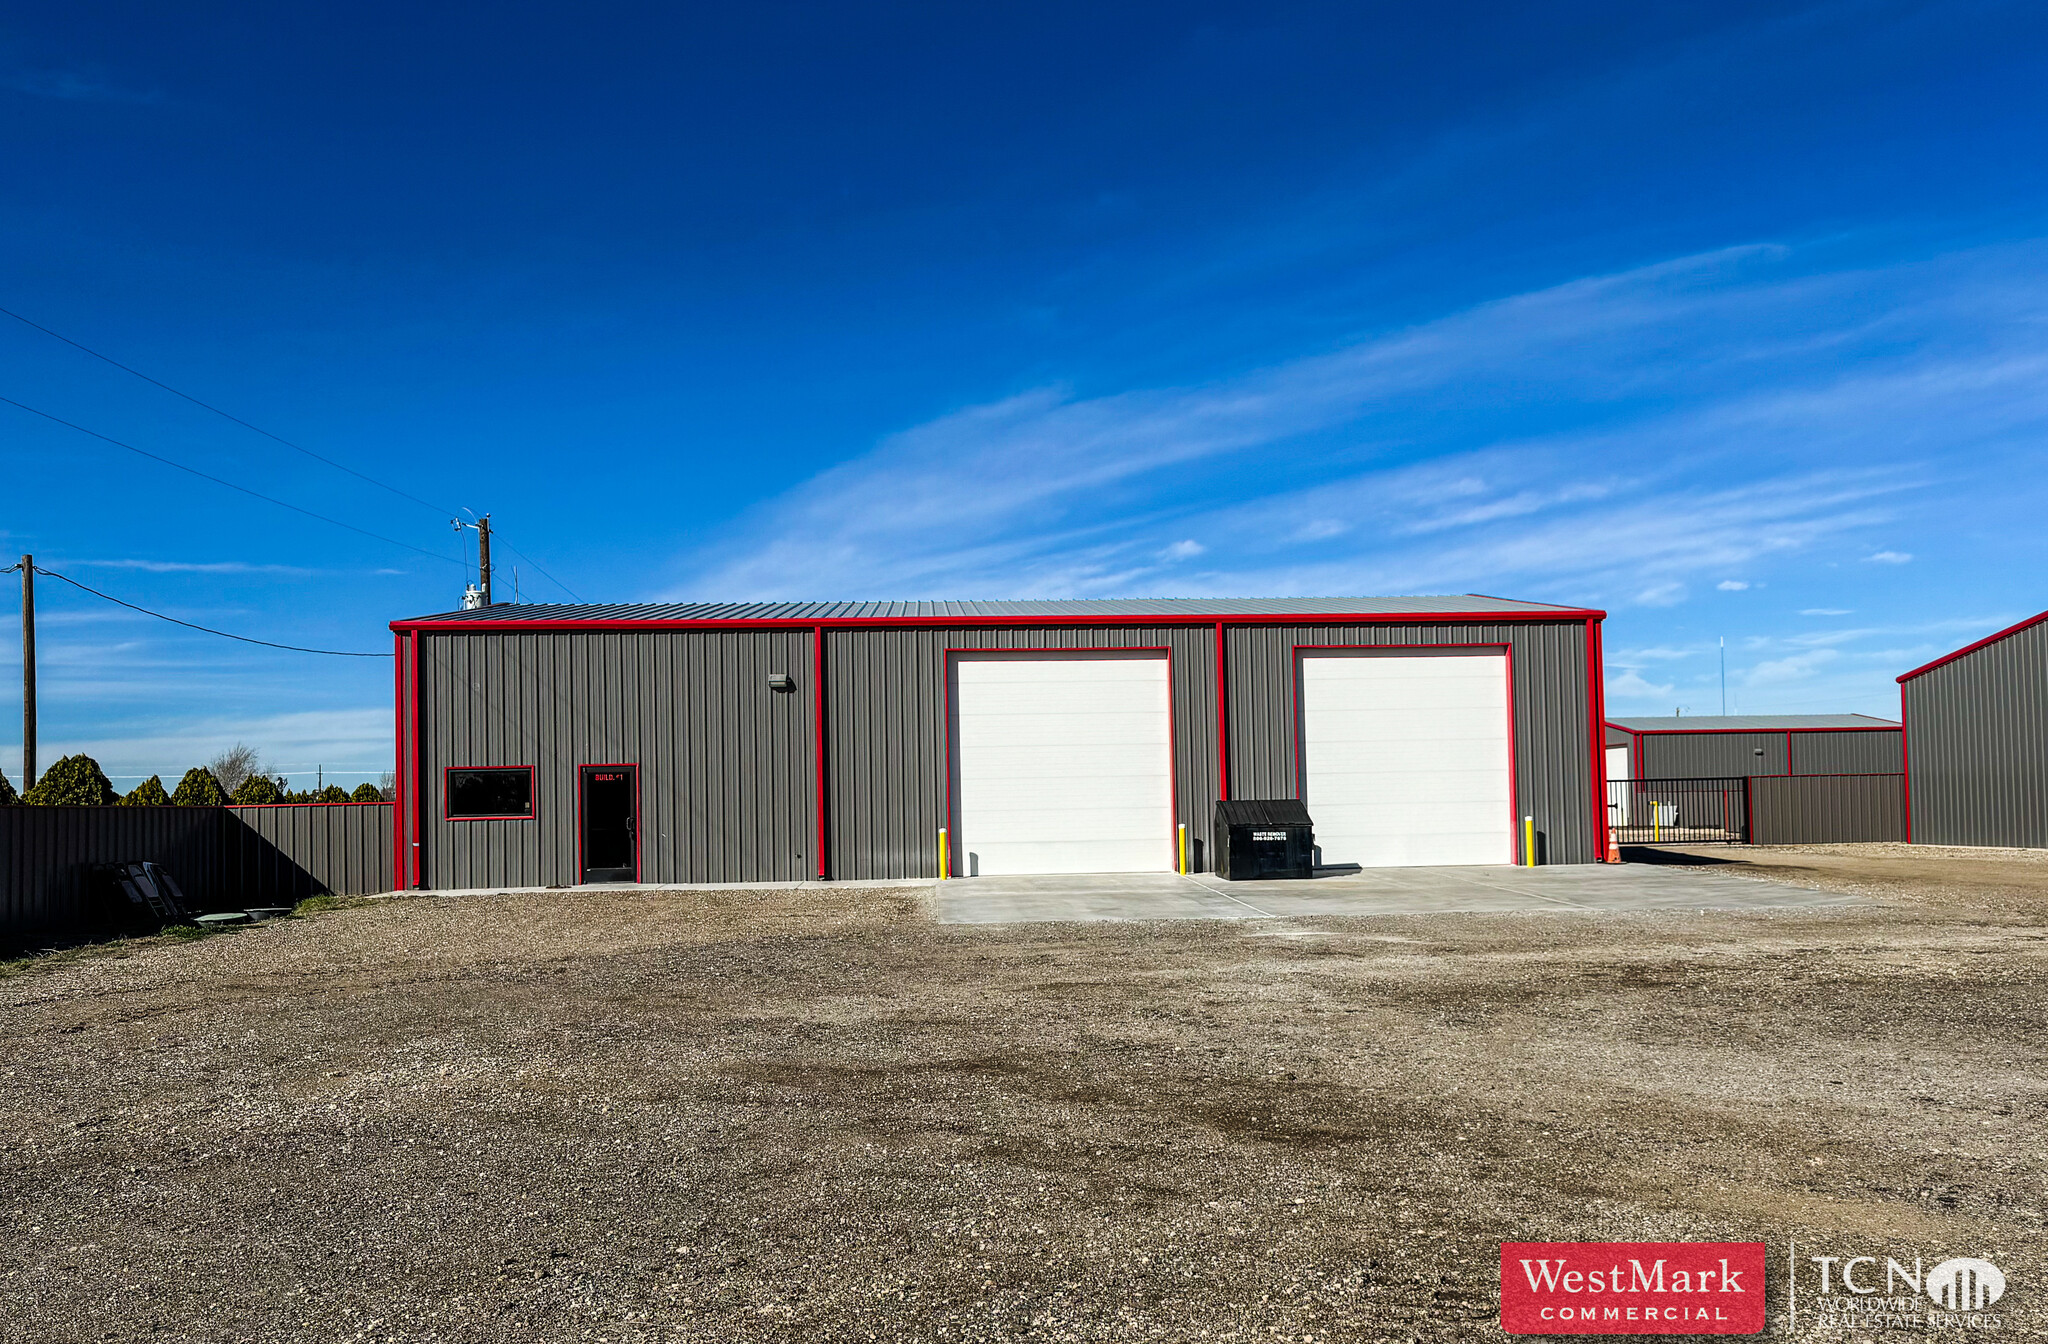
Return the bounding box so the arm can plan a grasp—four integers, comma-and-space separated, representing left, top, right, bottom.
1897, 606, 2048, 684
408, 631, 423, 888
1900, 685, 1914, 843
812, 623, 827, 880
1288, 644, 1517, 864
390, 607, 1605, 636
226, 800, 393, 810
441, 764, 537, 821
574, 762, 641, 883
941, 647, 1177, 875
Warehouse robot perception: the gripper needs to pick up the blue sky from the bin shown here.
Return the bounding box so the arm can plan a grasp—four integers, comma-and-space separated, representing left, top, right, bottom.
4, 0, 2047, 788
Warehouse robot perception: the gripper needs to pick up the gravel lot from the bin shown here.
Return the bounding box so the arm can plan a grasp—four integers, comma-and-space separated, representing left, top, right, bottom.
3, 846, 2045, 1342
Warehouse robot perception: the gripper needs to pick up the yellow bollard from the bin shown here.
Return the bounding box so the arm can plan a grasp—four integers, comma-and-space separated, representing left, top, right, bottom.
1523, 815, 1536, 867
938, 827, 950, 880
1178, 822, 1187, 875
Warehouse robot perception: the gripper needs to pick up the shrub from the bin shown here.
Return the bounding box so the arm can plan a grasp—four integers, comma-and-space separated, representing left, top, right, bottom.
0, 769, 17, 805
120, 775, 172, 806
207, 744, 267, 794
350, 782, 383, 803
231, 774, 284, 805
310, 785, 353, 804
24, 755, 117, 806
170, 768, 228, 807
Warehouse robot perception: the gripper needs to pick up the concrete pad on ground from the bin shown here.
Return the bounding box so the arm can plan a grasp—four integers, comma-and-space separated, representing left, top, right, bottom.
937, 862, 1854, 924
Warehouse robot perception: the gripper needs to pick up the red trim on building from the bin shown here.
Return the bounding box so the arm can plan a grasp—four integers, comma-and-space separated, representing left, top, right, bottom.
574, 762, 641, 883
408, 632, 423, 888
225, 800, 394, 810
1900, 685, 1914, 843
391, 630, 405, 889
1587, 619, 1610, 861
441, 764, 537, 821
1897, 606, 2048, 683
941, 647, 1177, 875
812, 623, 827, 879
1214, 620, 1229, 802
391, 607, 1605, 636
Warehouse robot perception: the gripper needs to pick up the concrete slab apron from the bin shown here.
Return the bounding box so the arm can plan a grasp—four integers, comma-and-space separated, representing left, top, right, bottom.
934, 864, 1855, 925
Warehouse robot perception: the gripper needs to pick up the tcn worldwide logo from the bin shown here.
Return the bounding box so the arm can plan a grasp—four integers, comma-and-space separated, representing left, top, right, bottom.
1789, 1243, 2011, 1332
1499, 1242, 1767, 1335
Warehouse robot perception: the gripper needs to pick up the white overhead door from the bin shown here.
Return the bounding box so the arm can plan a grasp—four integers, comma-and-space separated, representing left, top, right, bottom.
952, 653, 1173, 875
1300, 650, 1512, 868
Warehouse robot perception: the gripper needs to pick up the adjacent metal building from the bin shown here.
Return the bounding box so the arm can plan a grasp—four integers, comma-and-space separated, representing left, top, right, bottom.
389, 595, 1612, 887
1898, 607, 2048, 848
1605, 714, 1903, 781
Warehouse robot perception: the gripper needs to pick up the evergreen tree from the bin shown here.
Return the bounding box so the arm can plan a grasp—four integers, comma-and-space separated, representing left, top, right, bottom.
0, 768, 18, 805
313, 785, 353, 804
349, 782, 384, 803
170, 767, 229, 807
120, 775, 173, 806
231, 774, 284, 805
23, 754, 117, 806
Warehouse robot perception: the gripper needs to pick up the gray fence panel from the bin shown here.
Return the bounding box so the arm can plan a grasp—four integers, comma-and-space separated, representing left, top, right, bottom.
0, 807, 223, 943
222, 803, 394, 903
1749, 775, 1905, 845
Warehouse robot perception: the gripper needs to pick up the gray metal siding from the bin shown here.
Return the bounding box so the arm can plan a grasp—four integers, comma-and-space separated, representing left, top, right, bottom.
1904, 619, 2048, 847
1640, 732, 1789, 778
1788, 731, 1903, 776
823, 625, 1220, 879
1750, 775, 1905, 844
1225, 621, 1597, 865
417, 630, 815, 887
223, 804, 393, 901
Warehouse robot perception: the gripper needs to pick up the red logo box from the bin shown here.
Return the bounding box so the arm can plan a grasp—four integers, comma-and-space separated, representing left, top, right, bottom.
1500, 1242, 1767, 1335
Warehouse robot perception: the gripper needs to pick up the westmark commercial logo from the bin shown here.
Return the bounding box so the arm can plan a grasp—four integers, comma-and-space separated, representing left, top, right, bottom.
1500, 1242, 1766, 1335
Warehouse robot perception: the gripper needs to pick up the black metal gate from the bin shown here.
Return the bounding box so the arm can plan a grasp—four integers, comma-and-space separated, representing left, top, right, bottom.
1606, 777, 1749, 844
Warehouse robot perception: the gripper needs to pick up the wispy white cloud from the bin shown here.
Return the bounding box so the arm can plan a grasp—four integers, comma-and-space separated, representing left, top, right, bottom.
1865, 550, 1913, 564
670, 240, 2048, 618
1717, 580, 1750, 591
1800, 608, 1851, 615
75, 559, 314, 575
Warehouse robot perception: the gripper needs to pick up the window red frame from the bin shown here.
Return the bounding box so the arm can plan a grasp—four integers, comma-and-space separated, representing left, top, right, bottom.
442, 764, 537, 821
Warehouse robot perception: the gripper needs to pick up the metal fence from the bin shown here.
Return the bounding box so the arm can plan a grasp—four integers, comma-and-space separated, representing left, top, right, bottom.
1, 803, 393, 946
1606, 777, 1750, 844
1606, 774, 1907, 847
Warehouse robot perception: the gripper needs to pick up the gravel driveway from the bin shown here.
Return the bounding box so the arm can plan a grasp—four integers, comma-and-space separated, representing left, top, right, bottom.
3, 846, 2045, 1342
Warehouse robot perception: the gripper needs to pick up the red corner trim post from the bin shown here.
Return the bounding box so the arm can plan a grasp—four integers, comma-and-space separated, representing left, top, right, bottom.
409, 631, 424, 888
391, 629, 405, 890
1214, 621, 1229, 802
1588, 619, 1611, 861
1898, 606, 2048, 683
1900, 685, 1914, 843
813, 622, 827, 880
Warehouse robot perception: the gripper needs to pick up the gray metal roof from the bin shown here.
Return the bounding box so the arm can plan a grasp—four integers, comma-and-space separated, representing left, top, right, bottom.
1608, 714, 1900, 732
401, 594, 1596, 623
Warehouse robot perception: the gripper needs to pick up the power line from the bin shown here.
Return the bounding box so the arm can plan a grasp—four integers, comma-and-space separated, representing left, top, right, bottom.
27, 565, 390, 657
0, 395, 464, 567
493, 535, 581, 600
0, 303, 459, 518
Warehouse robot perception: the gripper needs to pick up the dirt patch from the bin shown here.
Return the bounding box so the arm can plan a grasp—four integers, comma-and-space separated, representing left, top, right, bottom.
2, 863, 2044, 1342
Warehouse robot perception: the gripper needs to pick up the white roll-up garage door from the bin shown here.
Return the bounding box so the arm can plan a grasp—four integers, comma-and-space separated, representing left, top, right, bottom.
1300, 650, 1512, 867
951, 653, 1173, 875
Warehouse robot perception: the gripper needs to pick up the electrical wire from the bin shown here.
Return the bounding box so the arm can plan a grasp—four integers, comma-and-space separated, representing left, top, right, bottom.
3, 306, 585, 602
0, 303, 460, 518
28, 565, 391, 657
0, 395, 465, 567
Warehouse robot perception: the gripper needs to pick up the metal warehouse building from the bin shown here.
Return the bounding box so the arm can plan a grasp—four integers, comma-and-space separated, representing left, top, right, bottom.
388, 596, 1611, 888
1898, 607, 2048, 848
1604, 714, 1904, 782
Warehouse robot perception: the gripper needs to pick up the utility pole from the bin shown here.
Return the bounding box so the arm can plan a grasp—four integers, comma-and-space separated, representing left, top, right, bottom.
477, 514, 493, 607
1720, 637, 1727, 716
19, 555, 34, 790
